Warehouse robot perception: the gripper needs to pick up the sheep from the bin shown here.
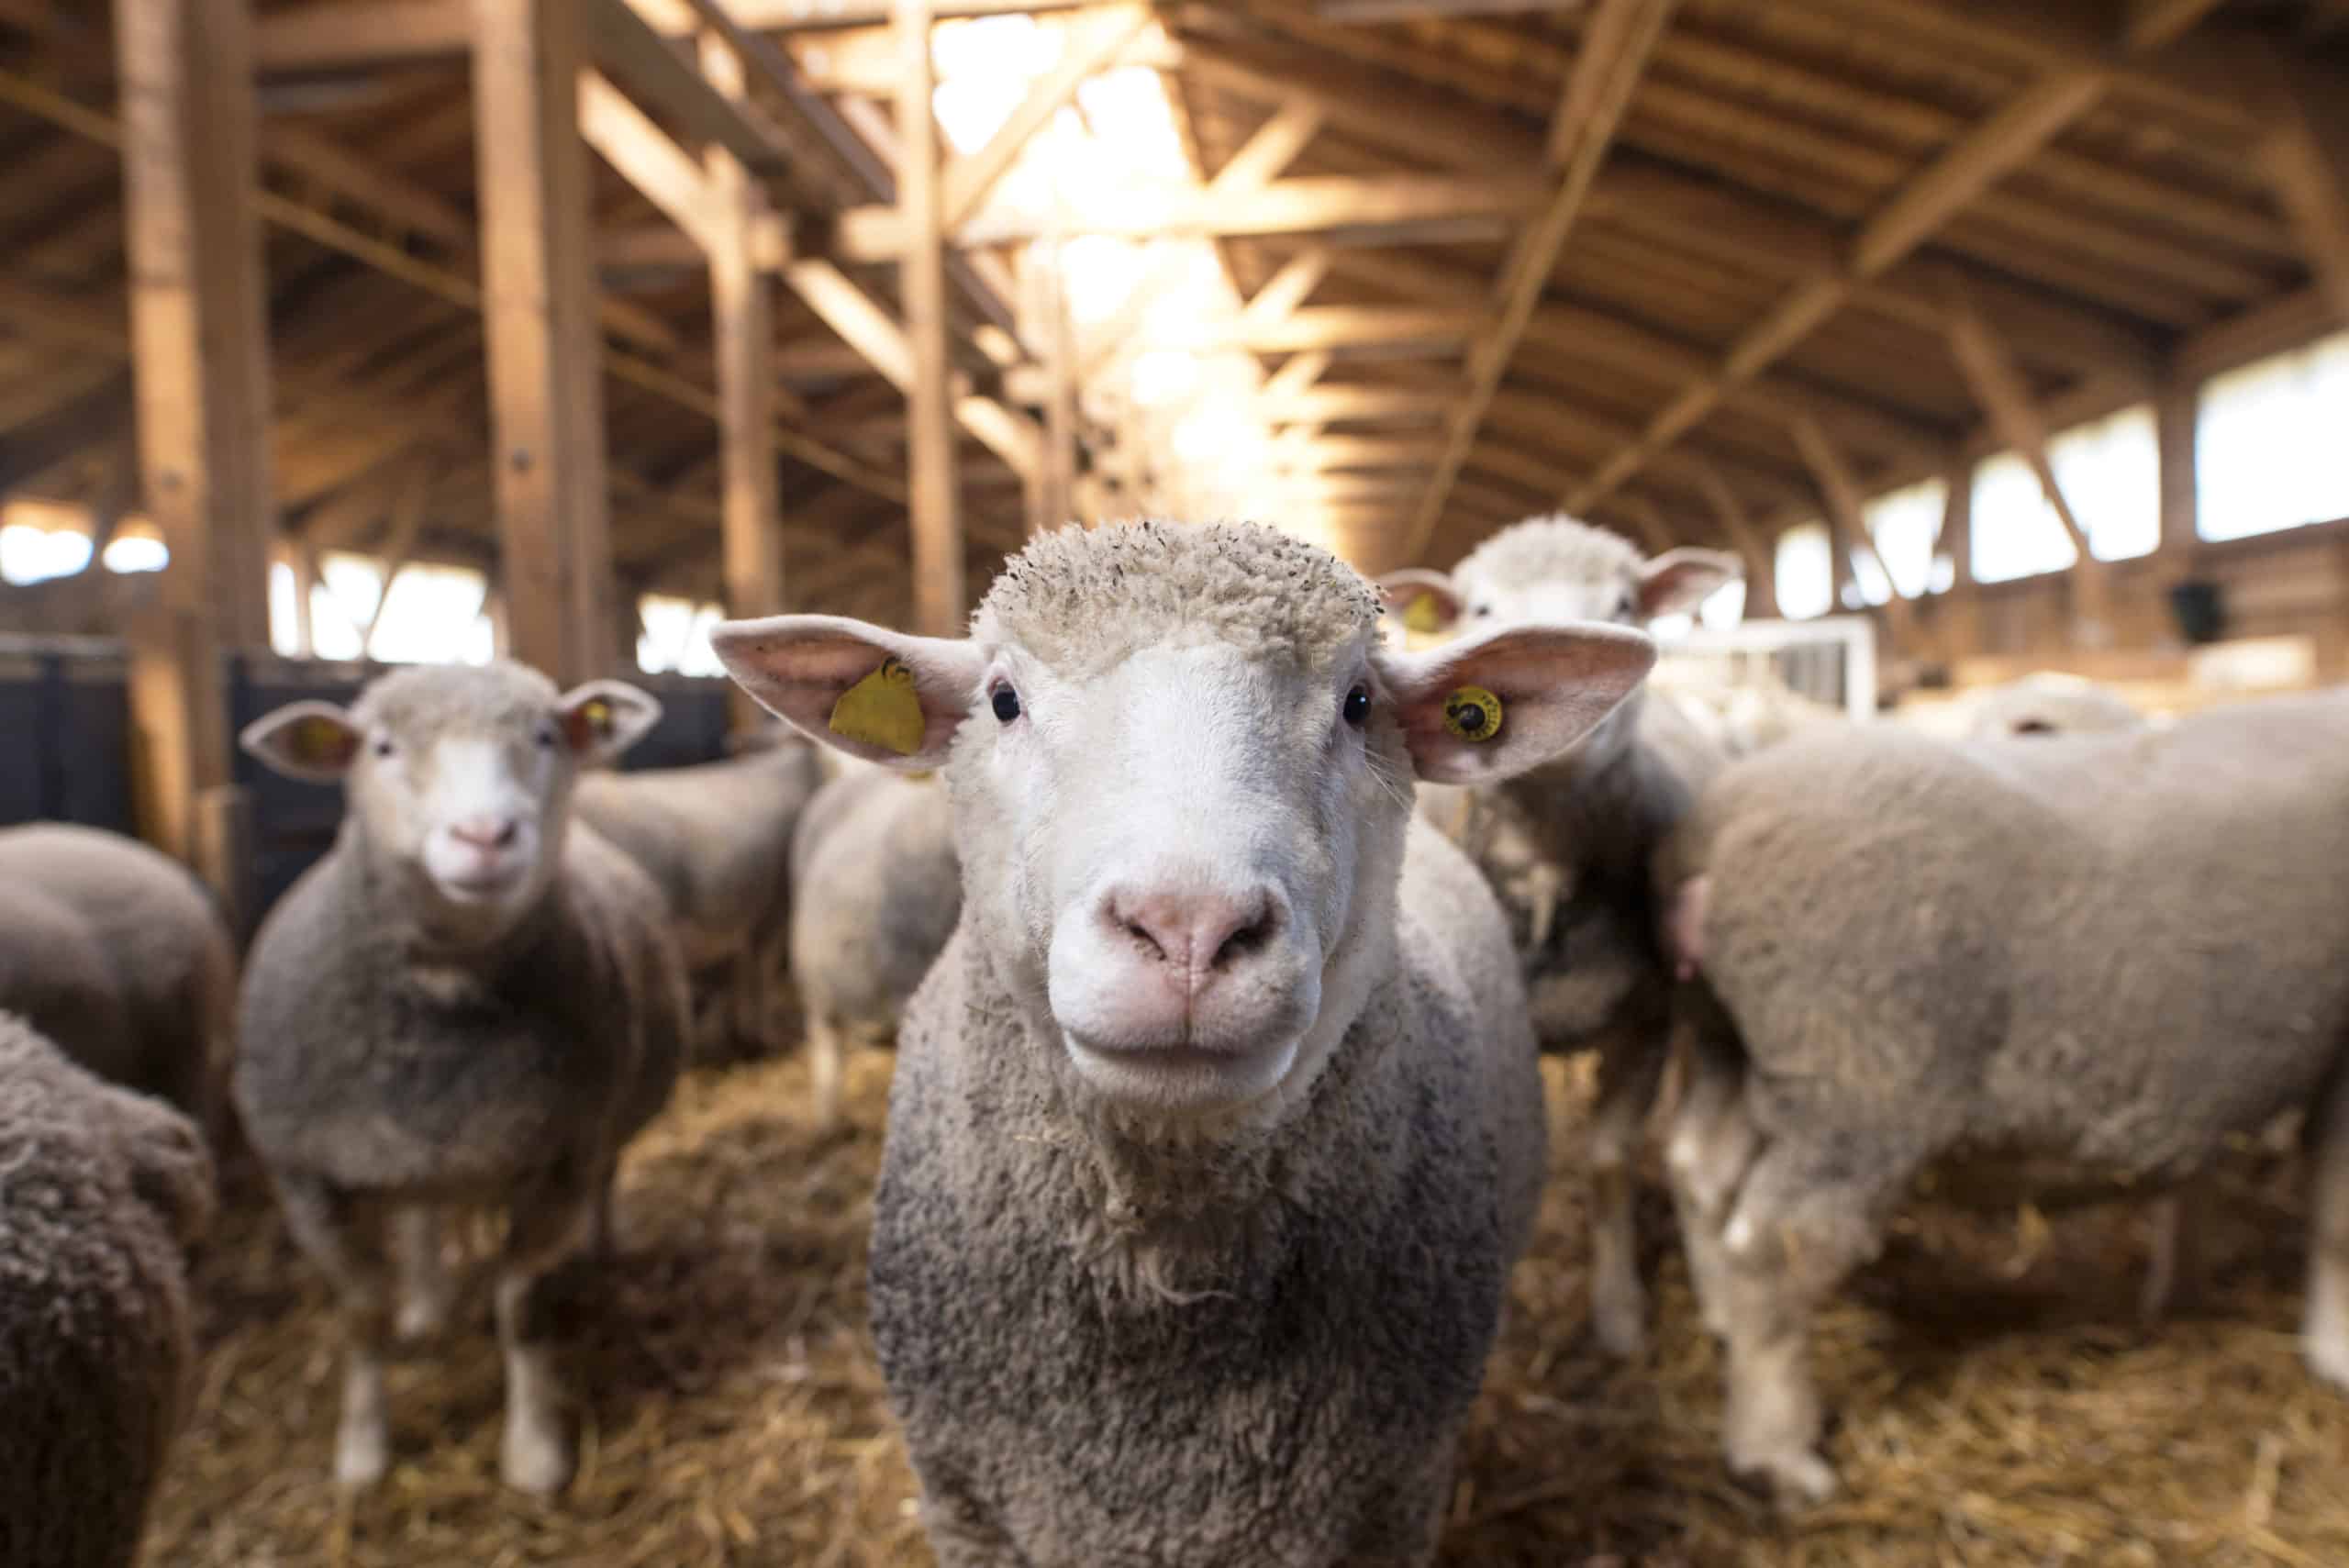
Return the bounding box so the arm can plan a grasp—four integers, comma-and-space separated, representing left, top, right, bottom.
0, 1011, 215, 1568
0, 823, 239, 1135
786, 762, 960, 1126
1965, 671, 2146, 740
573, 735, 824, 1059
1658, 693, 2349, 1502
1380, 514, 1742, 1359
713, 518, 1657, 1568
234, 661, 688, 1495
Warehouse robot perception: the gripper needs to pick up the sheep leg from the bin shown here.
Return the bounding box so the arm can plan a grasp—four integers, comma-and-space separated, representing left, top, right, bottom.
495, 1172, 598, 1496
277, 1176, 394, 1487
808, 1012, 847, 1133
390, 1206, 453, 1342
1715, 1137, 1909, 1506
2139, 1179, 2208, 1324
732, 938, 767, 1053
1665, 1037, 1757, 1343
1587, 1020, 1667, 1360
2306, 1068, 2349, 1392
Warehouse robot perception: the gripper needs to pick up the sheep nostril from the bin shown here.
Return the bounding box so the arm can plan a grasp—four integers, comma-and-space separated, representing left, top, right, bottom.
1210, 915, 1272, 970
1124, 918, 1166, 962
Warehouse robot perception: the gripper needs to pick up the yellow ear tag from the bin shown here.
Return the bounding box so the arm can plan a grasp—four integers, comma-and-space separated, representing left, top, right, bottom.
1404, 593, 1445, 635
1442, 685, 1504, 743
828, 657, 926, 756
295, 716, 356, 767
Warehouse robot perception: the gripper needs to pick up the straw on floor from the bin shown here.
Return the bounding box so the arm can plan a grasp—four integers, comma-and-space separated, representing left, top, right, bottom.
147, 1049, 2349, 1567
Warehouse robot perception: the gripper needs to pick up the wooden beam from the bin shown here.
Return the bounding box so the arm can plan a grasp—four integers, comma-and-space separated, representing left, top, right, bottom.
2121, 0, 2230, 51
578, 70, 719, 252
1790, 414, 1918, 647
1316, 0, 1589, 17
113, 0, 273, 906
1941, 289, 2113, 644
2258, 54, 2349, 327
940, 6, 1151, 231
1033, 255, 1078, 534
1686, 455, 1773, 617
898, 0, 961, 637
705, 26, 786, 666
255, 0, 1097, 71
2155, 363, 2199, 566
1143, 306, 1483, 355
825, 172, 1549, 261
360, 459, 436, 654
1406, 0, 1675, 560
584, 0, 791, 172
473, 0, 617, 682
1568, 61, 2113, 515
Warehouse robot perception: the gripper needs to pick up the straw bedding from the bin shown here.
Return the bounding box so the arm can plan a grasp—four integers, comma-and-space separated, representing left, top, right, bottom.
147, 1049, 2349, 1566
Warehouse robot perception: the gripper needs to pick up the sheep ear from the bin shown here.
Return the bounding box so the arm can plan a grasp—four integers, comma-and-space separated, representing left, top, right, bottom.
709, 613, 985, 772
557, 681, 662, 765
1636, 548, 1742, 620
239, 700, 363, 783
1375, 569, 1464, 639
1379, 622, 1655, 785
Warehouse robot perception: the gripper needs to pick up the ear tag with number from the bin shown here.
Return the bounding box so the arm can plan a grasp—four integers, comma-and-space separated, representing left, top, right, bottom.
1404, 593, 1445, 635
1442, 685, 1504, 743
829, 657, 925, 756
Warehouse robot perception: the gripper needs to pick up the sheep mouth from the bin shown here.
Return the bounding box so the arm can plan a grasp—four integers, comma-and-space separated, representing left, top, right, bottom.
431, 866, 527, 903
1061, 1029, 1299, 1110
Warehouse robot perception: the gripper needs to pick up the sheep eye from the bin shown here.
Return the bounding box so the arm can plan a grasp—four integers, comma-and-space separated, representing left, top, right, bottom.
1616, 594, 1637, 619
989, 684, 1021, 724
1473, 604, 1492, 618
1342, 685, 1371, 727
534, 722, 558, 750
372, 735, 395, 759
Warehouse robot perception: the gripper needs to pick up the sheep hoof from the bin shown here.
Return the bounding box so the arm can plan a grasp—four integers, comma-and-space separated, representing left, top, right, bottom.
334, 1421, 390, 1489
500, 1418, 575, 1496
395, 1290, 451, 1344
1593, 1284, 1646, 1362
2309, 1330, 2349, 1394
1736, 1448, 1839, 1507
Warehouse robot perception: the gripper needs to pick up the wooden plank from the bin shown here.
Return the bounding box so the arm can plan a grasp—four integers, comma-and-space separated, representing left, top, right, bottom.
260, 122, 473, 250
2121, 0, 2230, 51
1686, 454, 1773, 616
112, 0, 273, 904
1405, 0, 1676, 560
584, 0, 792, 172
1317, 0, 1589, 17
578, 70, 719, 252
2155, 364, 2199, 568
2259, 54, 2349, 327
473, 0, 617, 683
1790, 414, 1919, 646
941, 6, 1150, 230
705, 27, 786, 659
1259, 384, 1447, 425
824, 172, 1552, 261
256, 0, 1096, 68
898, 0, 962, 637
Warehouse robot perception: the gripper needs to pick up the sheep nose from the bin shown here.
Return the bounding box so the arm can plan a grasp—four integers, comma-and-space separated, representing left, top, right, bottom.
1107, 885, 1284, 988
449, 816, 518, 851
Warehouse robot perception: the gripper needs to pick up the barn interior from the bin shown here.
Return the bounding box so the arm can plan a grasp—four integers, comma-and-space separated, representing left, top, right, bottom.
2, 0, 2347, 1563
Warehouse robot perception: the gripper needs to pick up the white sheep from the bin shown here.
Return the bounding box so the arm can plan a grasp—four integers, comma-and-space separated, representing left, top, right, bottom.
0, 1012, 215, 1568
786, 762, 960, 1126
1659, 693, 2349, 1501
714, 518, 1656, 1567
235, 662, 687, 1495
573, 735, 824, 1059
1381, 514, 1742, 1358
0, 823, 239, 1136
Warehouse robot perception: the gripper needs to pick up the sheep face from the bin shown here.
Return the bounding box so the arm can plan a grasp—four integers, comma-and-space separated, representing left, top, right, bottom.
241, 663, 661, 937
1379, 515, 1740, 639
716, 521, 1654, 1120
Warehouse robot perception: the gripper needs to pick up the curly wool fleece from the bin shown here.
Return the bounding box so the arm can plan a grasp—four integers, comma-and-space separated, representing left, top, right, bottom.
1454, 513, 1645, 596
974, 518, 1383, 677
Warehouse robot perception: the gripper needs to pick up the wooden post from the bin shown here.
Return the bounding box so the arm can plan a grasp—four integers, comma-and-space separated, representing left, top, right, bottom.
473, 0, 617, 684
896, 0, 963, 636
287, 539, 317, 658
113, 0, 272, 920
1940, 459, 1983, 660
704, 27, 785, 728
1040, 249, 1078, 534
2156, 365, 2199, 573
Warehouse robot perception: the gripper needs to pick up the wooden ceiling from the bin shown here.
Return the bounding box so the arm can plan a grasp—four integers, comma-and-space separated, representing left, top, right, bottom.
0, 0, 2344, 628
